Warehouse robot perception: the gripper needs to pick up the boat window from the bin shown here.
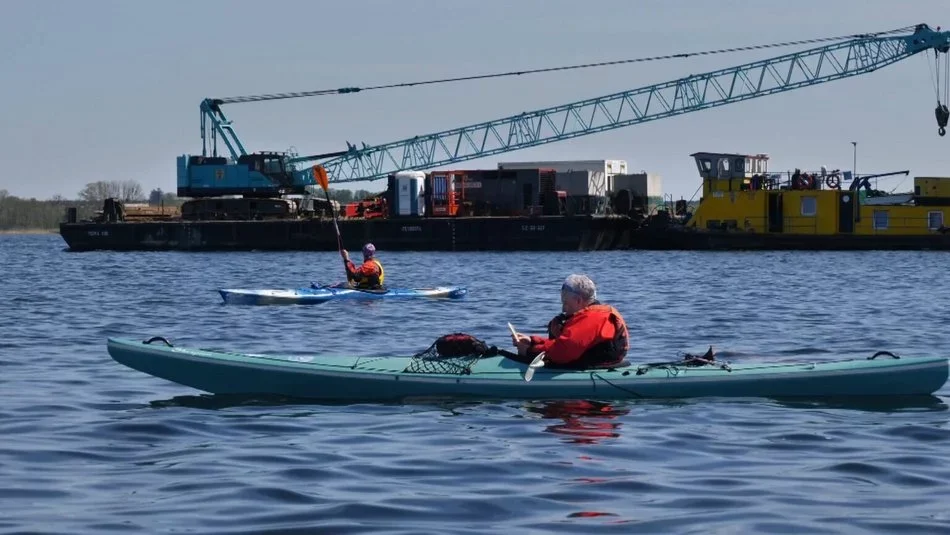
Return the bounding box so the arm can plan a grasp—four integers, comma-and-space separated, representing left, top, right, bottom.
800, 196, 817, 216
699, 159, 712, 173
929, 211, 944, 230
873, 210, 889, 230
714, 160, 728, 180
734, 159, 744, 172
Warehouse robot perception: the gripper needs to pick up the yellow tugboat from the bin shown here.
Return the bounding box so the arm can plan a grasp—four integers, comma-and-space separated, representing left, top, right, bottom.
644, 151, 950, 249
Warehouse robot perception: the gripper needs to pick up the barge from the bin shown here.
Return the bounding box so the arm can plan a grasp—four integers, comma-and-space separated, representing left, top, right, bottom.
58, 152, 950, 252
60, 160, 657, 252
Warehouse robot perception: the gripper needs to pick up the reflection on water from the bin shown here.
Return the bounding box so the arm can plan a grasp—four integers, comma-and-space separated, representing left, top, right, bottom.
527, 400, 630, 444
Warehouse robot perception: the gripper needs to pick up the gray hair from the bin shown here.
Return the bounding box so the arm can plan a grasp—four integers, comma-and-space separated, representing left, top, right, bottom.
561, 274, 597, 303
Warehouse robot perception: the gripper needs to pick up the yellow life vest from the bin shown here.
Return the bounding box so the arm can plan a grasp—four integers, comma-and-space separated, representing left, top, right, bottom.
351, 258, 385, 289
371, 259, 385, 287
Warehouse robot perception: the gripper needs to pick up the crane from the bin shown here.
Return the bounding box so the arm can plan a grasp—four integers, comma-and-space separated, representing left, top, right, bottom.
177, 23, 950, 200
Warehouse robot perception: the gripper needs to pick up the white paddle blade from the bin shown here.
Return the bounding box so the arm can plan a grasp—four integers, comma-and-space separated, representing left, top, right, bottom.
524, 352, 546, 382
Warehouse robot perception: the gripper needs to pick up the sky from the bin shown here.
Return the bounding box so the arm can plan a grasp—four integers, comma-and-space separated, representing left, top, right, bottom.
2, 0, 949, 202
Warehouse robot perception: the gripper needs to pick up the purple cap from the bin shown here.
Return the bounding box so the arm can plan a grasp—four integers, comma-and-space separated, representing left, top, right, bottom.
362, 243, 376, 258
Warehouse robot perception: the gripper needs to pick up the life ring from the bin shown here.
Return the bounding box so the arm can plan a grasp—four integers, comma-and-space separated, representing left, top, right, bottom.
825, 173, 841, 190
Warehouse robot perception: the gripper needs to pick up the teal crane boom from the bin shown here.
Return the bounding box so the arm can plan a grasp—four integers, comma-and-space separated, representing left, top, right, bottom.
185, 23, 950, 194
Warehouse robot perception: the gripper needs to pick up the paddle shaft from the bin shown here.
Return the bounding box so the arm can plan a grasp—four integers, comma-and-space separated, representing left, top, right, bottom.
322, 188, 344, 254
313, 164, 348, 285
313, 165, 344, 256
324, 189, 352, 286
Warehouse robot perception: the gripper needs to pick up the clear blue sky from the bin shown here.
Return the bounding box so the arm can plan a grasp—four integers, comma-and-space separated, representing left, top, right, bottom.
2, 0, 949, 201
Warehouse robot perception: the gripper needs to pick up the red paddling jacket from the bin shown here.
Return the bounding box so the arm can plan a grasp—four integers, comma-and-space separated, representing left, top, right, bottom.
527, 302, 629, 369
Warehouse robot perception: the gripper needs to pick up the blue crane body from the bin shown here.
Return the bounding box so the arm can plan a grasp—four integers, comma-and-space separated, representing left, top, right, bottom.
176, 24, 950, 200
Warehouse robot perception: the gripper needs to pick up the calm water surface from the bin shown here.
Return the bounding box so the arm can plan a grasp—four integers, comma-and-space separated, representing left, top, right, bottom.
2, 234, 950, 533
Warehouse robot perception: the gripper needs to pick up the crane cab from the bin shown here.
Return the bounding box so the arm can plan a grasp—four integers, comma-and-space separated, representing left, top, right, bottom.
177, 151, 311, 198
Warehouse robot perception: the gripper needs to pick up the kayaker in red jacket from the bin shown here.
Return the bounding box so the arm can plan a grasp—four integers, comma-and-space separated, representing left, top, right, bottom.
342, 243, 385, 289
511, 274, 629, 369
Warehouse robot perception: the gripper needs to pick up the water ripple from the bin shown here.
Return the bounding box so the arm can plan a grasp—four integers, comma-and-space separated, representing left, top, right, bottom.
2, 235, 950, 533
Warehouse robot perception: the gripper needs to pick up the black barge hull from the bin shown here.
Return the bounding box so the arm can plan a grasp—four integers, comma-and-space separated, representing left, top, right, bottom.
58, 217, 950, 252
58, 216, 635, 252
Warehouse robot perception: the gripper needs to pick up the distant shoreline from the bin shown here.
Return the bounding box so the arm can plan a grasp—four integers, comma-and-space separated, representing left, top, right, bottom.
0, 229, 60, 235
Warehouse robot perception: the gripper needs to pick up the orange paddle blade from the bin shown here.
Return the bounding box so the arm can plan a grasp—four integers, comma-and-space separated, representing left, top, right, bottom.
313, 165, 329, 190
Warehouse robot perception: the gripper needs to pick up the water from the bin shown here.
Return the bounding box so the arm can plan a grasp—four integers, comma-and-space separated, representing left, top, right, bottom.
2, 234, 950, 533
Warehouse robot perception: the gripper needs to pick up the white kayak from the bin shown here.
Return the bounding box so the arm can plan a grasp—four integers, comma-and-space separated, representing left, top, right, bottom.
219, 285, 468, 305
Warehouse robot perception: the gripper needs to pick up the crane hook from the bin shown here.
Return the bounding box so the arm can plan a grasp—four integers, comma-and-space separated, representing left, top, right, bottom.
937, 103, 949, 137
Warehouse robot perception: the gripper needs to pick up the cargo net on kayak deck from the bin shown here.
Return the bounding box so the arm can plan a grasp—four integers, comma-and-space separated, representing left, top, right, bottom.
635, 346, 731, 375
403, 333, 504, 375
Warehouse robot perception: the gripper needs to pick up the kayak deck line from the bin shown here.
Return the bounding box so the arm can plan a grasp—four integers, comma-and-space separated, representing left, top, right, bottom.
136, 343, 950, 383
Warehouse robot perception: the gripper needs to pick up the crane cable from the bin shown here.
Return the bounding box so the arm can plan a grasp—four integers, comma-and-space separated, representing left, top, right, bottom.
943, 50, 950, 136
216, 25, 918, 105
945, 50, 950, 107
930, 47, 950, 135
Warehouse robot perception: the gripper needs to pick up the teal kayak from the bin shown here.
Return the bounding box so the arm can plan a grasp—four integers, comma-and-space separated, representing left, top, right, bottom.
106, 337, 949, 401
219, 285, 467, 305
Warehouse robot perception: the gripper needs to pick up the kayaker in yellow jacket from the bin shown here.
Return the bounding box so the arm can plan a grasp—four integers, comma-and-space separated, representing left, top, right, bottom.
342, 243, 385, 289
